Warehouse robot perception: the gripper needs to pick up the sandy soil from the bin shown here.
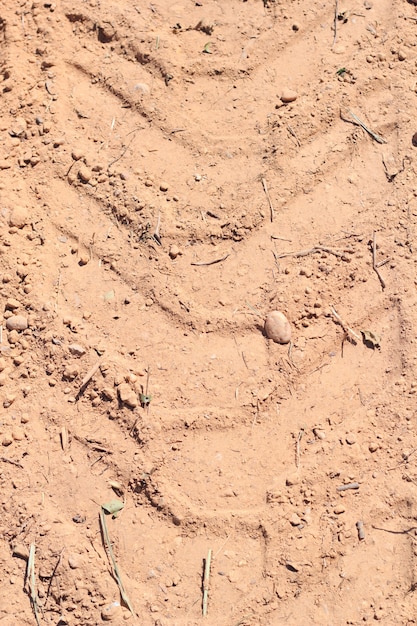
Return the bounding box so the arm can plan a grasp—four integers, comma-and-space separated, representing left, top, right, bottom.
1, 0, 417, 624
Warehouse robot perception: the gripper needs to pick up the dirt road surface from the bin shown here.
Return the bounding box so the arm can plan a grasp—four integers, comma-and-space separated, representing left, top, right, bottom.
1, 1, 417, 624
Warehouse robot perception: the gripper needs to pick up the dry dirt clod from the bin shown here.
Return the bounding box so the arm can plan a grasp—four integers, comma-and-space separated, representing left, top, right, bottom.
78, 254, 89, 266
117, 382, 138, 408
12, 543, 29, 560
195, 18, 215, 35
63, 365, 79, 381
12, 427, 25, 441
9, 117, 27, 137
9, 206, 29, 229
264, 311, 292, 344
285, 472, 300, 486
5, 299, 21, 311
6, 315, 28, 331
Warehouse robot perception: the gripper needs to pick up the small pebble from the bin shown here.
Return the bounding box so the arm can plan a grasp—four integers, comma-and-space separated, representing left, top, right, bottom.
313, 428, 326, 440
2, 435, 13, 446
78, 165, 92, 183
368, 442, 379, 452
264, 311, 292, 344
281, 88, 298, 103
356, 520, 365, 540
134, 82, 150, 94
334, 504, 346, 514
289, 512, 302, 526
71, 149, 84, 161
78, 254, 89, 266
68, 554, 81, 569
6, 315, 28, 331
169, 244, 181, 259
159, 181, 169, 192
68, 343, 86, 357
101, 601, 121, 621
345, 433, 356, 445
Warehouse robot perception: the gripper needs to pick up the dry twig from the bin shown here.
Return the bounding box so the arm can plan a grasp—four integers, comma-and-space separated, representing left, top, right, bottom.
333, 0, 339, 45
275, 245, 351, 260
340, 108, 386, 144
0, 456, 23, 468
295, 427, 305, 468
191, 253, 229, 266
371, 231, 386, 289
330, 306, 361, 341
202, 548, 213, 616
76, 360, 101, 400
287, 125, 301, 147
26, 544, 41, 626
153, 212, 162, 245
100, 509, 135, 616
261, 177, 275, 222
45, 549, 64, 604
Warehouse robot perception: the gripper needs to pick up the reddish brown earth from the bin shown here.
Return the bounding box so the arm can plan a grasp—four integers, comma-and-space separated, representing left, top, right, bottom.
1, 0, 417, 624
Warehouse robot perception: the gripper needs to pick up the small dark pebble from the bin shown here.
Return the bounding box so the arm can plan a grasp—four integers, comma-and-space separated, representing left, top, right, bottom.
356, 520, 365, 540
412, 132, 417, 147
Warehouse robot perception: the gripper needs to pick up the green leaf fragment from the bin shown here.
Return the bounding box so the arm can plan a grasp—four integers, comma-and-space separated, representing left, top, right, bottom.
102, 500, 125, 518
140, 393, 152, 407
